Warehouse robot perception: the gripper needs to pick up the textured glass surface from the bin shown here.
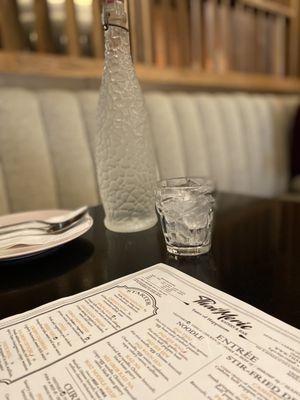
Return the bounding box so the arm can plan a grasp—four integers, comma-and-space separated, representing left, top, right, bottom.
156, 178, 215, 256
96, 25, 157, 232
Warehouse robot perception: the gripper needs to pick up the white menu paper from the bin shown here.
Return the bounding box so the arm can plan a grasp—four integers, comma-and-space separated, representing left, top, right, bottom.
0, 264, 299, 400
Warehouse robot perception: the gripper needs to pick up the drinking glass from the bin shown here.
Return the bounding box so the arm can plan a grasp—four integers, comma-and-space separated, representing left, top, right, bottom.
155, 177, 215, 256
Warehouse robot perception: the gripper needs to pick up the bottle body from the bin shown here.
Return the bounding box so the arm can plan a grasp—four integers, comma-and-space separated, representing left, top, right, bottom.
96, 5, 157, 233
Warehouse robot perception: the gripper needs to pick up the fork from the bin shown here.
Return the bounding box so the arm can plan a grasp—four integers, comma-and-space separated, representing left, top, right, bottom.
0, 206, 88, 235
0, 218, 90, 250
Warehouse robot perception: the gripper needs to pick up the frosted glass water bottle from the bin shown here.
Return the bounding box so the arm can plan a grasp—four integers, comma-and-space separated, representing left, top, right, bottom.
95, 0, 157, 233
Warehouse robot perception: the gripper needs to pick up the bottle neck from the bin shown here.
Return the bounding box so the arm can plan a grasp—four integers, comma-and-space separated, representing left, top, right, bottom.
102, 0, 129, 32
102, 0, 132, 64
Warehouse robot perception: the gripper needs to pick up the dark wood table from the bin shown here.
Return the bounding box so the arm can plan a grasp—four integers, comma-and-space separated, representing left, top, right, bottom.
0, 193, 299, 329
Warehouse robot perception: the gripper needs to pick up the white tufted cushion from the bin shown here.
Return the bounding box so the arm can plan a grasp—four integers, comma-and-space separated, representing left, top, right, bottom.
253, 96, 277, 196
0, 88, 58, 212
195, 94, 232, 191
145, 93, 186, 178
233, 95, 266, 195
214, 95, 250, 194
38, 91, 98, 209
267, 96, 290, 195
0, 88, 298, 214
77, 90, 99, 148
170, 94, 211, 178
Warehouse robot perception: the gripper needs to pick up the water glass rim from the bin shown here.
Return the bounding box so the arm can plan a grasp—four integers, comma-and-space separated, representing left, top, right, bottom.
156, 176, 215, 193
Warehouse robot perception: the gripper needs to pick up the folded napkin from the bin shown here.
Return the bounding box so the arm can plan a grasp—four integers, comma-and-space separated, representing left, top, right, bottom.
0, 209, 92, 250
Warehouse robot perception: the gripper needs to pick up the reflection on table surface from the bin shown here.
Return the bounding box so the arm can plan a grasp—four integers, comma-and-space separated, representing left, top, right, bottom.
0, 193, 299, 329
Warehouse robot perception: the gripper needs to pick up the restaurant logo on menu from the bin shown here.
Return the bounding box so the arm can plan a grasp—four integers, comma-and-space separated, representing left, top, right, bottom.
193, 295, 253, 331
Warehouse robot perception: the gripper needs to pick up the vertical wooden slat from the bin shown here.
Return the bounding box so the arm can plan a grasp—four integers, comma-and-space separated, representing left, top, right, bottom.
33, 0, 55, 53
247, 7, 256, 73
298, 0, 300, 76
255, 10, 268, 74
203, 0, 217, 71
246, 7, 257, 73
128, 0, 138, 61
233, 3, 246, 72
215, 0, 223, 72
0, 0, 26, 50
133, 0, 144, 62
241, 6, 251, 72
141, 0, 153, 64
254, 10, 261, 73
262, 13, 270, 74
227, 1, 236, 71
65, 0, 81, 56
231, 2, 239, 71
288, 0, 299, 76
165, 0, 180, 67
152, 0, 167, 67
266, 13, 275, 74
273, 15, 286, 76
161, 0, 170, 65
190, 0, 202, 69
176, 0, 190, 66
92, 0, 104, 58
216, 0, 230, 72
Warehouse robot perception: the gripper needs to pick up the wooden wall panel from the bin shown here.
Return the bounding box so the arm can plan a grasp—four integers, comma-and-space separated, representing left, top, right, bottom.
0, 0, 27, 50
288, 0, 299, 76
0, 0, 298, 88
190, 0, 202, 69
34, 0, 55, 53
92, 0, 104, 58
65, 0, 81, 56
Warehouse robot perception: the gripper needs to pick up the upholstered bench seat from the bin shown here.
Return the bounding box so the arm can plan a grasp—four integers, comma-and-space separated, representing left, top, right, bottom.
0, 88, 298, 214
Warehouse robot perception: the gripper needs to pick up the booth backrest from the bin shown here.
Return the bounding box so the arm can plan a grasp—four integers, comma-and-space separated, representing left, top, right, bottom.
0, 88, 298, 214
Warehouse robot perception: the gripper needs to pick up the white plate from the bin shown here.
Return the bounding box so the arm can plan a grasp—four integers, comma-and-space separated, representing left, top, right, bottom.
0, 210, 93, 261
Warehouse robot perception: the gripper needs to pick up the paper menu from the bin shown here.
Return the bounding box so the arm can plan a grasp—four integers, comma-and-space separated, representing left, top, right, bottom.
0, 264, 299, 399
